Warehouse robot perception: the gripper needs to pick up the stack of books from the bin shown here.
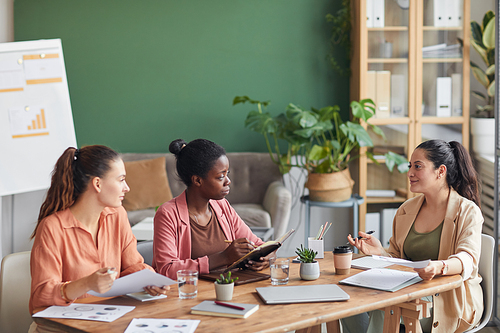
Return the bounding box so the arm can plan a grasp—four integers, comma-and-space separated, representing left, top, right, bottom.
422, 43, 462, 58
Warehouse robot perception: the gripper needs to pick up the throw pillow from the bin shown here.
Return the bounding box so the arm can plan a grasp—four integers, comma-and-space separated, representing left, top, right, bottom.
122, 157, 173, 211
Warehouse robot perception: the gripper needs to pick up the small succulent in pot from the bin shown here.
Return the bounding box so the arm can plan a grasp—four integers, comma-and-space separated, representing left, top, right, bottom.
215, 271, 239, 284
295, 244, 318, 263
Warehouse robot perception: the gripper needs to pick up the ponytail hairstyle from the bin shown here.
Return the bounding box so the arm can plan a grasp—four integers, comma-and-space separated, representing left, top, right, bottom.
31, 145, 120, 239
169, 138, 226, 187
416, 139, 480, 207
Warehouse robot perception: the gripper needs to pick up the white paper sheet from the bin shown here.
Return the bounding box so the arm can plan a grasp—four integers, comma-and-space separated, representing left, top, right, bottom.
32, 304, 135, 322
24, 57, 63, 80
372, 255, 430, 269
124, 318, 200, 333
9, 106, 49, 138
340, 268, 421, 292
88, 269, 177, 297
351, 256, 392, 270
0, 58, 24, 90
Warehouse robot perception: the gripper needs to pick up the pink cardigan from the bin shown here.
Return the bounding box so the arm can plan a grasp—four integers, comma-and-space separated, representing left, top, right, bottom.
153, 191, 264, 279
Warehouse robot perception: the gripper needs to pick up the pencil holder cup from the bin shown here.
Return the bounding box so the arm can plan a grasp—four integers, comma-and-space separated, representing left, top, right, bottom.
307, 237, 324, 259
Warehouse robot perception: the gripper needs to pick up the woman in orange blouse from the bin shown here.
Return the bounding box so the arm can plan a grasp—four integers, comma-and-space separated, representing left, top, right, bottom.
29, 145, 168, 331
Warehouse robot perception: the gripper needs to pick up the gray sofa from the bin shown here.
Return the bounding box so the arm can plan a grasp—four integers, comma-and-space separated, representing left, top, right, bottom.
121, 152, 292, 238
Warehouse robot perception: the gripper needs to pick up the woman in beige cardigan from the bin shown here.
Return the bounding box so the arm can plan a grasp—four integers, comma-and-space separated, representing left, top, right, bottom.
343, 140, 483, 333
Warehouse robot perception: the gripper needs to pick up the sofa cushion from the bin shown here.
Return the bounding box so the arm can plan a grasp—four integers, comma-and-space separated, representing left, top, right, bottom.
232, 203, 272, 228
122, 157, 173, 212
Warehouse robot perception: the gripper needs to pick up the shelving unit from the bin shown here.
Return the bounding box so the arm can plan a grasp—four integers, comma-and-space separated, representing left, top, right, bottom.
350, 0, 471, 231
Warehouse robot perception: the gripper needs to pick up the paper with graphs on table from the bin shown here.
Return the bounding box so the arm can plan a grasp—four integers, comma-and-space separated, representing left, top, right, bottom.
372, 255, 430, 269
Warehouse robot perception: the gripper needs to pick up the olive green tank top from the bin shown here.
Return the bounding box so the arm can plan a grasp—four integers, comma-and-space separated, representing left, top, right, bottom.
403, 221, 443, 261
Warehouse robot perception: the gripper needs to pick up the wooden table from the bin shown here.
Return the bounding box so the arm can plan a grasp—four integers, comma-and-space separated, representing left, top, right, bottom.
33, 252, 462, 333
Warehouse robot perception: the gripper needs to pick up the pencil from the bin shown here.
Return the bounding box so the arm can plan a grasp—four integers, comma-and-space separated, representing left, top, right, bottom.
224, 240, 257, 248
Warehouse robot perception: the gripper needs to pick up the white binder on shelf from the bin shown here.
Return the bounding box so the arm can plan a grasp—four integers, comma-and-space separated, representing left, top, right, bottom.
366, 71, 377, 102
366, 0, 374, 28
372, 0, 385, 28
376, 71, 391, 118
451, 73, 462, 116
447, 0, 463, 27
391, 74, 405, 117
436, 77, 452, 117
433, 0, 447, 27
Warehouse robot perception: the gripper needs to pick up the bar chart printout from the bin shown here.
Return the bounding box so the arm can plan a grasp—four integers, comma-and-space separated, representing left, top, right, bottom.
9, 106, 49, 138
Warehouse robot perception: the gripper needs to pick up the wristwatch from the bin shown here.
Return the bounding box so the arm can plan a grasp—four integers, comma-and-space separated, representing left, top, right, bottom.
441, 260, 448, 275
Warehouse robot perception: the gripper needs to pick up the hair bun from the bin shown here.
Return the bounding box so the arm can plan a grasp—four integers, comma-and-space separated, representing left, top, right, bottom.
169, 139, 187, 155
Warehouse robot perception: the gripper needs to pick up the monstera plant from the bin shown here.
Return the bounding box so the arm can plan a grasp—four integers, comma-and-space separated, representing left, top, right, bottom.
234, 96, 408, 202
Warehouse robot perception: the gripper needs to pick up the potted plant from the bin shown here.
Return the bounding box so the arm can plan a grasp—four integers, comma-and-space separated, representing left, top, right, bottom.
296, 245, 320, 280
469, 10, 495, 155
214, 272, 238, 301
233, 96, 408, 202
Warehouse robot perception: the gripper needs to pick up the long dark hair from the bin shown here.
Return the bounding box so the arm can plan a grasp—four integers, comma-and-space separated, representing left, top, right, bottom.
169, 138, 226, 187
416, 140, 480, 207
31, 145, 120, 239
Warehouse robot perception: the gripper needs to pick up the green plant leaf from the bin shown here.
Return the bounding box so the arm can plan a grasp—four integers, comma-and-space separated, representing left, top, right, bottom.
385, 151, 409, 173
233, 95, 270, 107
471, 62, 490, 89
350, 100, 375, 122
472, 91, 487, 101
483, 18, 496, 49
471, 40, 489, 66
470, 21, 484, 48
244, 111, 276, 134
482, 10, 495, 33
487, 80, 495, 97
369, 124, 385, 139
486, 64, 495, 75
341, 122, 373, 147
308, 144, 329, 161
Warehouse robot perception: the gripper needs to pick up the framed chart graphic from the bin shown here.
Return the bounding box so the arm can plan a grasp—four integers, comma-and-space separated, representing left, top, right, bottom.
0, 39, 76, 196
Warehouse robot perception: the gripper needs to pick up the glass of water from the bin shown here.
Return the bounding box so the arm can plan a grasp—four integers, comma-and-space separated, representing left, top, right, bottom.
270, 257, 290, 285
177, 270, 198, 299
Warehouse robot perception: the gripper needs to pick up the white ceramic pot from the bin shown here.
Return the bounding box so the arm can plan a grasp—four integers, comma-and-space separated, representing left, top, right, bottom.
214, 282, 234, 301
299, 261, 320, 280
471, 117, 495, 156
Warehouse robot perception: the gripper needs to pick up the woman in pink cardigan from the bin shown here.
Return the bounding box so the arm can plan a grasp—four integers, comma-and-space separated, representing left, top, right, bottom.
153, 138, 269, 279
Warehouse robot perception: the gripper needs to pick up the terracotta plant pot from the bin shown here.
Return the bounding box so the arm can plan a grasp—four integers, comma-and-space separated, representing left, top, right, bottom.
299, 261, 320, 280
305, 168, 354, 202
214, 282, 234, 301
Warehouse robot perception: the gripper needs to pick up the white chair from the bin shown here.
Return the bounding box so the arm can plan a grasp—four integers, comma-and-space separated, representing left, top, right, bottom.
137, 240, 154, 266
0, 251, 32, 333
465, 234, 494, 332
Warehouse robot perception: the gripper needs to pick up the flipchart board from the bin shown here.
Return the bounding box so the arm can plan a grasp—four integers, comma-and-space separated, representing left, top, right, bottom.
0, 39, 76, 196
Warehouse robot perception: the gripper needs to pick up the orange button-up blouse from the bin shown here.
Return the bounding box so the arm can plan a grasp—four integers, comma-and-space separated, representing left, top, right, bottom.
29, 206, 151, 314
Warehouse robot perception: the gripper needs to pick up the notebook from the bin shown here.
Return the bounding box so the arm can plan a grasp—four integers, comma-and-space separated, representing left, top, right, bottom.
339, 268, 423, 292
224, 229, 295, 272
256, 284, 350, 304
191, 300, 259, 318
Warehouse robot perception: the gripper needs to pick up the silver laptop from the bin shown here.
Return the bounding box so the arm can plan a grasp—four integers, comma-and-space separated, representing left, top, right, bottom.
256, 284, 350, 304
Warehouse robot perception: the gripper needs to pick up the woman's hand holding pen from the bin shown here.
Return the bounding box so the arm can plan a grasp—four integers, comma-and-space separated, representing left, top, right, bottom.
222, 238, 256, 262
87, 267, 118, 294
347, 231, 384, 255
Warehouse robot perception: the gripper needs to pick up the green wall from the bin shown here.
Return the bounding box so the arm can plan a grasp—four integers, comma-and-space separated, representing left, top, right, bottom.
14, 0, 349, 153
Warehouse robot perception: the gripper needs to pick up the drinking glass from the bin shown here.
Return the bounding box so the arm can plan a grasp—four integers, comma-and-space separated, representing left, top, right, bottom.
177, 270, 198, 299
270, 257, 290, 285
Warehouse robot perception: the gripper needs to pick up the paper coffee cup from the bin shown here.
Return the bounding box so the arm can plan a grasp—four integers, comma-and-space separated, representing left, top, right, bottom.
333, 245, 353, 275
